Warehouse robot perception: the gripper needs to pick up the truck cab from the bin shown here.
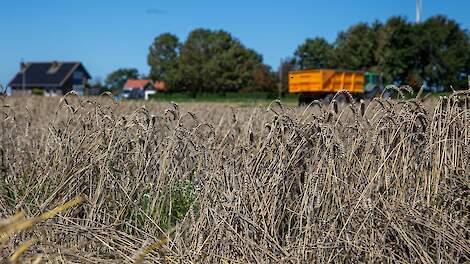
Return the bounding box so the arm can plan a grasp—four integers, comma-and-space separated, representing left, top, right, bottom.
364, 72, 383, 95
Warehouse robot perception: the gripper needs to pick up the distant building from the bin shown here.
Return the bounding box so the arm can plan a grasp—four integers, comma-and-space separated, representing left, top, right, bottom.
122, 79, 166, 100
123, 79, 154, 91
8, 61, 91, 96
153, 81, 166, 92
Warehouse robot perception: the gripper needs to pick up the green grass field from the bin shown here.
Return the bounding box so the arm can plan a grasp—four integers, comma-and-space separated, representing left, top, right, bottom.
149, 92, 299, 106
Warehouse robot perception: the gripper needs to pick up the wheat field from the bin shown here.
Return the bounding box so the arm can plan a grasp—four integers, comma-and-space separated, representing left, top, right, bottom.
0, 90, 469, 263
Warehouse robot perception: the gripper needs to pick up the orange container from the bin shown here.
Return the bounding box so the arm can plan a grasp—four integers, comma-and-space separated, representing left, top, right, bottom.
288, 69, 365, 94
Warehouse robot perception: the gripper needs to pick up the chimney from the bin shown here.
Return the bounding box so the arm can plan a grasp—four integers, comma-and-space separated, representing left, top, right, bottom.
20, 62, 26, 71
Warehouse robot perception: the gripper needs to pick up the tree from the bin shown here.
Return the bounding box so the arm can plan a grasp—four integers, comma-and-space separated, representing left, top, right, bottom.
175, 28, 263, 95
293, 37, 334, 69
278, 58, 295, 94
205, 42, 263, 94
176, 29, 213, 95
416, 16, 470, 90
376, 17, 418, 85
105, 68, 139, 92
244, 64, 278, 93
375, 16, 470, 90
148, 33, 180, 82
334, 22, 381, 70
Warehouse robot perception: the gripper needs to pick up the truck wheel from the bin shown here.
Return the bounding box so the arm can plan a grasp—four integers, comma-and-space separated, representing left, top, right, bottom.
298, 94, 305, 106
366, 87, 380, 100
298, 94, 312, 106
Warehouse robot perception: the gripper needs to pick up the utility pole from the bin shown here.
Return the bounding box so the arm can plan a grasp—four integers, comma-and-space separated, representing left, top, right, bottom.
416, 0, 422, 23
278, 59, 282, 100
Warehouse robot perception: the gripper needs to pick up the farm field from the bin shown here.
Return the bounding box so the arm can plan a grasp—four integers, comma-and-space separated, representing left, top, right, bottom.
0, 91, 469, 263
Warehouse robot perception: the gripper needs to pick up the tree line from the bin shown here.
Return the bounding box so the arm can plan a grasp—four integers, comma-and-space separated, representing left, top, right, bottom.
101, 15, 470, 94
147, 29, 277, 96
290, 15, 470, 91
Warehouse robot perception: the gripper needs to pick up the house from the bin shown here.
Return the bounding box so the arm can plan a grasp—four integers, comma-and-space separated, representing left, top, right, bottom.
8, 61, 91, 96
123, 79, 154, 91
122, 79, 165, 100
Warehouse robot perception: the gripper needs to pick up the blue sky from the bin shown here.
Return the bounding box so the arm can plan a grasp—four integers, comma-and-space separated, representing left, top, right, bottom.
1, 0, 469, 87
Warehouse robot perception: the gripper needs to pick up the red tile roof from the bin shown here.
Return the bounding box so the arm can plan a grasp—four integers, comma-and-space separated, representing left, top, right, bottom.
123, 79, 166, 91
123, 79, 152, 89
154, 81, 166, 91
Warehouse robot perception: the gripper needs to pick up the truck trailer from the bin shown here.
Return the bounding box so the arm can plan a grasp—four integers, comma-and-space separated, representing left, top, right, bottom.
288, 69, 382, 104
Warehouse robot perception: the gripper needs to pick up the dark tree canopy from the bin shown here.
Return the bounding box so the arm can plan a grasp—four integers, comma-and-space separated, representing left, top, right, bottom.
105, 68, 140, 92
147, 33, 180, 81
334, 22, 380, 70
169, 29, 265, 95
376, 17, 419, 85
245, 64, 278, 93
294, 37, 334, 69
278, 58, 295, 94
416, 16, 470, 88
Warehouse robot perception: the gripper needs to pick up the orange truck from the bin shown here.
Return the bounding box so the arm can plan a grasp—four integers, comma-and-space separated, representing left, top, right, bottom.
288, 69, 382, 104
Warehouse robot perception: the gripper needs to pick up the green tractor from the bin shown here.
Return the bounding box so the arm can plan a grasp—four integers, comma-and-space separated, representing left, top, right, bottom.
363, 71, 383, 99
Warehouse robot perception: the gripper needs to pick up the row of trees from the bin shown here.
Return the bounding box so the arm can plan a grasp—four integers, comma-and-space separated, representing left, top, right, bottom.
290, 16, 470, 90
100, 15, 469, 95
147, 29, 277, 95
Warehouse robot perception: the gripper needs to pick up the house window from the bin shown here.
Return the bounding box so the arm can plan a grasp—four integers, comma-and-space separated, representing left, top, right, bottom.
73, 71, 84, 80
73, 71, 84, 85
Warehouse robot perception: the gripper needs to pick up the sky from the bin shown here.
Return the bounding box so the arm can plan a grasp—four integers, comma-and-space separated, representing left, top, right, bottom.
1, 0, 469, 87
